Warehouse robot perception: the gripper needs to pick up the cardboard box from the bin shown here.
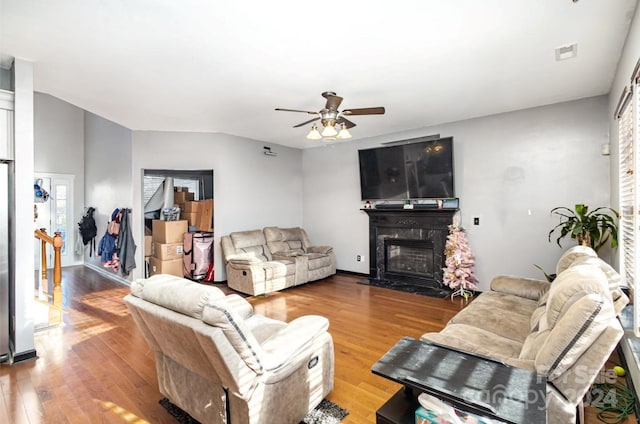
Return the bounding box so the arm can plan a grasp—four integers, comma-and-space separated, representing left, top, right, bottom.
144, 235, 153, 257
197, 198, 214, 231
183, 211, 199, 227
153, 242, 184, 260
174, 191, 195, 203
183, 201, 201, 213
152, 220, 188, 243
149, 257, 183, 277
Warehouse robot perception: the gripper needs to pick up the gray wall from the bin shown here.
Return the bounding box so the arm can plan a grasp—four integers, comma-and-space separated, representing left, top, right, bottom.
131, 132, 303, 281
84, 112, 133, 275
34, 93, 85, 265
303, 96, 611, 291
0, 67, 11, 90
32, 93, 612, 292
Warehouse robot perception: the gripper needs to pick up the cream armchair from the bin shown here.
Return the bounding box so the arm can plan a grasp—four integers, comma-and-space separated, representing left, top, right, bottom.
264, 227, 336, 285
124, 274, 334, 424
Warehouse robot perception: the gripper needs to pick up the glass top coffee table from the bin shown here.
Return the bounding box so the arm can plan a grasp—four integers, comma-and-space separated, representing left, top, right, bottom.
371, 336, 546, 424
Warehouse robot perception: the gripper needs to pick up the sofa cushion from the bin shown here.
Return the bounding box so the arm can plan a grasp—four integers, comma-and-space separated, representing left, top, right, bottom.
239, 245, 272, 262
425, 323, 524, 360
537, 293, 614, 380
448, 292, 536, 343
529, 305, 547, 332
490, 276, 550, 301
569, 256, 629, 315
264, 226, 308, 255
555, 245, 597, 275
264, 261, 292, 279
245, 314, 288, 344
131, 274, 225, 320
519, 329, 548, 360
224, 294, 254, 320
260, 315, 329, 371
545, 264, 610, 328
307, 253, 333, 271
529, 264, 614, 379
202, 299, 265, 374
230, 230, 273, 261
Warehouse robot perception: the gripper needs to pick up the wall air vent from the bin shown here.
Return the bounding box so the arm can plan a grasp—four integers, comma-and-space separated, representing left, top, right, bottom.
555, 43, 578, 61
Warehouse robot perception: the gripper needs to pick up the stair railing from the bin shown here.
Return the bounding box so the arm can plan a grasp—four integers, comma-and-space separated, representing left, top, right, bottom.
34, 228, 63, 285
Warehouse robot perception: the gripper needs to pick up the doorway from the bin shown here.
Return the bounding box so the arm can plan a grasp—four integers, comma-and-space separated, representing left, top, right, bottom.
142, 169, 214, 278
33, 173, 75, 269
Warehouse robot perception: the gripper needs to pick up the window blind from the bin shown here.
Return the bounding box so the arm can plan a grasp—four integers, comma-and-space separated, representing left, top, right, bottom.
618, 83, 638, 335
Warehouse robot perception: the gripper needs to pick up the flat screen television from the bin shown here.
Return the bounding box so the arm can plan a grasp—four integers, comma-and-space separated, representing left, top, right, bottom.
358, 136, 454, 200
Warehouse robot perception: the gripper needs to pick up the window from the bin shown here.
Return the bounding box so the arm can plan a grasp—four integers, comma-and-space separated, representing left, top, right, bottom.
143, 176, 201, 206
617, 60, 640, 336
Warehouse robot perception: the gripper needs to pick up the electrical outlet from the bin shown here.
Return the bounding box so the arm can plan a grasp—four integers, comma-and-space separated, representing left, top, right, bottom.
357, 255, 364, 262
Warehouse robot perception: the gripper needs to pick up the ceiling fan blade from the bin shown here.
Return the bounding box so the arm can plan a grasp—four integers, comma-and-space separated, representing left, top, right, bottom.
275, 108, 318, 114
337, 116, 357, 129
324, 95, 343, 111
342, 107, 385, 116
293, 116, 320, 128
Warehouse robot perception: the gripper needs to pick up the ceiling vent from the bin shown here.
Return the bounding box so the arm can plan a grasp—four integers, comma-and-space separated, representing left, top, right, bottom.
555, 43, 578, 61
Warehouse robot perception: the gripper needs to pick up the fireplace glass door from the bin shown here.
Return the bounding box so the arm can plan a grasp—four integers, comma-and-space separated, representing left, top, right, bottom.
383, 239, 435, 281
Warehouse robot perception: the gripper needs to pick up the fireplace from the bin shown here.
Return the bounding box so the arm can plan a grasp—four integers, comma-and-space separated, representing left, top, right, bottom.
362, 208, 456, 289
384, 238, 435, 282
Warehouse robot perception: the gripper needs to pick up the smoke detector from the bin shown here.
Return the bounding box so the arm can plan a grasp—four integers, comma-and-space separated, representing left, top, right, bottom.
555, 43, 578, 61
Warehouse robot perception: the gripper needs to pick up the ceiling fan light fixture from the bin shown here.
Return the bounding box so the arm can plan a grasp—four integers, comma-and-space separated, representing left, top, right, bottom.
336, 123, 352, 139
277, 91, 386, 142
306, 124, 322, 140
321, 125, 338, 137
307, 124, 322, 140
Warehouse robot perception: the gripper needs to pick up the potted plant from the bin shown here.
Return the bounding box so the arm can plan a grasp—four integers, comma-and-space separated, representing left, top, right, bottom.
548, 203, 619, 252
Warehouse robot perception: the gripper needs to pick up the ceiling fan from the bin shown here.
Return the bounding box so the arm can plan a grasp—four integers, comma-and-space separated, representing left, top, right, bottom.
275, 91, 385, 140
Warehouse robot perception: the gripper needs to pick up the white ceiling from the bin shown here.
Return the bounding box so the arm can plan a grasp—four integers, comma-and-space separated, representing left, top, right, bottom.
0, 0, 637, 149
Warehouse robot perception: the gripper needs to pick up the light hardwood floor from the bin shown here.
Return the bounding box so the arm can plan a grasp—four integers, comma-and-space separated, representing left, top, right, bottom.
0, 266, 635, 423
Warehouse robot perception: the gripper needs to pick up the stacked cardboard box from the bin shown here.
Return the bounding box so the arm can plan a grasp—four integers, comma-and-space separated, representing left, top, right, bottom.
181, 198, 214, 231
182, 200, 200, 227
149, 220, 188, 277
174, 190, 195, 204
144, 227, 152, 258
173, 187, 195, 214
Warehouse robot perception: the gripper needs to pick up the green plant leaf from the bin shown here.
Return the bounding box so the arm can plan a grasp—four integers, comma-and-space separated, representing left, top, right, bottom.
546, 204, 619, 252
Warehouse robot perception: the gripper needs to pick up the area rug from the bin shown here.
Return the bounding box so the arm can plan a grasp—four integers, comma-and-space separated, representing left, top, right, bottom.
360, 278, 451, 298
159, 397, 348, 424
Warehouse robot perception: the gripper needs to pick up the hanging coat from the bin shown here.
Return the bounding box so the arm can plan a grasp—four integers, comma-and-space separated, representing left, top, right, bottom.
118, 208, 137, 276
98, 232, 117, 263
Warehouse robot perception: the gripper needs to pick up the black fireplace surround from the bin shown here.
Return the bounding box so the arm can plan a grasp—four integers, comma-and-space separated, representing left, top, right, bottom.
362, 208, 457, 289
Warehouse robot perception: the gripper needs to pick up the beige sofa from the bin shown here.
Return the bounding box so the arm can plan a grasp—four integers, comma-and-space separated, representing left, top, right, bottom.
124, 274, 334, 424
221, 227, 336, 295
421, 246, 628, 423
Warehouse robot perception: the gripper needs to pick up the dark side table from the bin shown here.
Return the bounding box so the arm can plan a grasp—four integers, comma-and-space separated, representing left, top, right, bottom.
371, 337, 546, 424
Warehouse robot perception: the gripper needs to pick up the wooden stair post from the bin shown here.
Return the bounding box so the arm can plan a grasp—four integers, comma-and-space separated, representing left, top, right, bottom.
34, 228, 63, 285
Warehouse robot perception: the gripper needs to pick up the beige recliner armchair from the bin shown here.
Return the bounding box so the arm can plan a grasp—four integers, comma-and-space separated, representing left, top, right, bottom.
421, 246, 627, 423
264, 226, 336, 285
125, 274, 334, 424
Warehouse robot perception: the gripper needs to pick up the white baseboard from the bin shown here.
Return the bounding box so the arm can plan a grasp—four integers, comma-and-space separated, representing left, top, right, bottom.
84, 263, 131, 286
